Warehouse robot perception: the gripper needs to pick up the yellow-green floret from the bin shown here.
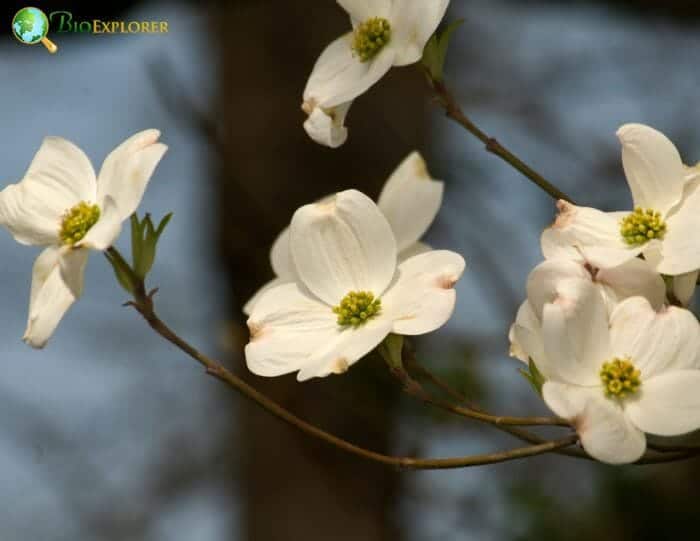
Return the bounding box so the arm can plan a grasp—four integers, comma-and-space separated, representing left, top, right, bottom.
332, 290, 381, 327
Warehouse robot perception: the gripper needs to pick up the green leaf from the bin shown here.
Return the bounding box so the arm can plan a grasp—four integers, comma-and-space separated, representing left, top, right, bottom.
519, 358, 545, 396
104, 250, 137, 294
130, 213, 145, 278
129, 212, 173, 280
421, 19, 464, 82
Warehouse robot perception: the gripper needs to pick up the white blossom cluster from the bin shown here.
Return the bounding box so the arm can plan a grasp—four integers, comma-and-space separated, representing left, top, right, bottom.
510, 124, 700, 464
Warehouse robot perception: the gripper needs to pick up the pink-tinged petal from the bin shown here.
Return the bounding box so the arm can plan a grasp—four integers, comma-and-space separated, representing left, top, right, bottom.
23, 246, 88, 349
76, 196, 122, 251
541, 227, 584, 262
625, 370, 700, 436
377, 152, 443, 252
382, 250, 465, 335
509, 300, 546, 368
657, 177, 700, 275
671, 270, 698, 307
550, 200, 641, 269
337, 0, 391, 23
540, 278, 610, 385
0, 137, 98, 246
526, 258, 590, 319
245, 282, 390, 380
243, 277, 291, 317
389, 0, 451, 66
302, 101, 352, 148
595, 257, 666, 311
617, 124, 685, 214
290, 189, 397, 305
97, 130, 167, 221
609, 297, 700, 377
543, 382, 646, 464
303, 33, 396, 110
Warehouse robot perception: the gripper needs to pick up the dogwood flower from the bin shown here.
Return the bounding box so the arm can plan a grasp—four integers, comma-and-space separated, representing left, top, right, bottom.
302, 0, 450, 147
245, 189, 464, 381
0, 131, 167, 348
514, 276, 700, 464
243, 152, 443, 314
508, 254, 665, 364
546, 123, 700, 276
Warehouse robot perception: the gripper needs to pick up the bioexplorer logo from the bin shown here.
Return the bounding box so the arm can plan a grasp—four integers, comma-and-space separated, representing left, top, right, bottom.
11, 7, 169, 53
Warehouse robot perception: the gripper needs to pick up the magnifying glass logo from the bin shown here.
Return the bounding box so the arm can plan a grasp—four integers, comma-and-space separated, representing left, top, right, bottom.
12, 7, 58, 54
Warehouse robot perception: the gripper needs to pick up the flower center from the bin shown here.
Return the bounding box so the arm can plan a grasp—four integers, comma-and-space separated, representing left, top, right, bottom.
600, 357, 641, 398
59, 201, 101, 245
352, 17, 391, 62
620, 207, 666, 246
332, 290, 381, 327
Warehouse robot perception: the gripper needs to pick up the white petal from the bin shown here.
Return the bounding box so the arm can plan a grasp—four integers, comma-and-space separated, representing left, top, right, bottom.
526, 258, 589, 319
296, 317, 392, 381
398, 241, 432, 262
243, 277, 290, 316
382, 250, 465, 335
625, 371, 700, 436
76, 196, 123, 251
617, 123, 685, 214
290, 189, 397, 305
303, 33, 396, 109
609, 297, 700, 377
24, 246, 88, 349
672, 270, 698, 307
377, 152, 443, 252
657, 177, 700, 275
542, 382, 646, 464
549, 200, 641, 269
595, 257, 666, 311
540, 278, 610, 385
389, 0, 451, 66
302, 101, 352, 148
0, 137, 98, 246
541, 227, 584, 261
269, 227, 297, 280
337, 0, 391, 22
245, 282, 390, 380
97, 130, 167, 221
509, 300, 545, 367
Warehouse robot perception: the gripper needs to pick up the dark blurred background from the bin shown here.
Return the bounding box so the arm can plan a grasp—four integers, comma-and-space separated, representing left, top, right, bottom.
1, 1, 699, 540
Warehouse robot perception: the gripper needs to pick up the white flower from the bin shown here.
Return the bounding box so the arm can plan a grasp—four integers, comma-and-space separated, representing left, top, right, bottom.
245, 189, 464, 381
520, 277, 700, 464
302, 0, 450, 147
0, 131, 167, 348
510, 245, 666, 363
243, 151, 443, 314
546, 124, 700, 276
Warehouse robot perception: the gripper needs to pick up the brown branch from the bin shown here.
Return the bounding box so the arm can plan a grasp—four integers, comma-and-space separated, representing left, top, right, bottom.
425, 72, 575, 204
117, 266, 579, 470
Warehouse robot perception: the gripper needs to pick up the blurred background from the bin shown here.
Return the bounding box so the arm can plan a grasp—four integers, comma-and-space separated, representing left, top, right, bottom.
1, 0, 699, 539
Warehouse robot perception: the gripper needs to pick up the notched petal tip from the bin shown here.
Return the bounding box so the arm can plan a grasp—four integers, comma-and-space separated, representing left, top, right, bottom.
247, 320, 266, 341
553, 199, 575, 228
332, 357, 350, 374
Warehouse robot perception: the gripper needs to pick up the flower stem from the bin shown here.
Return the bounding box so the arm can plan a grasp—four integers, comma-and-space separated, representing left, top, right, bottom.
426, 73, 575, 204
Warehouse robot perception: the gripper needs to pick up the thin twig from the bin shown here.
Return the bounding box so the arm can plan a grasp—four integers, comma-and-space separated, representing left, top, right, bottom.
401, 353, 700, 464
426, 72, 575, 204
115, 263, 579, 470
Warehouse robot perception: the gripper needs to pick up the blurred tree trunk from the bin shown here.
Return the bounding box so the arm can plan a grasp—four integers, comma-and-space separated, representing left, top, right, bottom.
215, 2, 427, 540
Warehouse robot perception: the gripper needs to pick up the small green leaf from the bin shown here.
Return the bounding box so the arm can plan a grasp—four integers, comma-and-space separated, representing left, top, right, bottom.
130, 213, 146, 278
421, 19, 464, 82
140, 212, 173, 279
519, 358, 545, 396
105, 250, 137, 294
